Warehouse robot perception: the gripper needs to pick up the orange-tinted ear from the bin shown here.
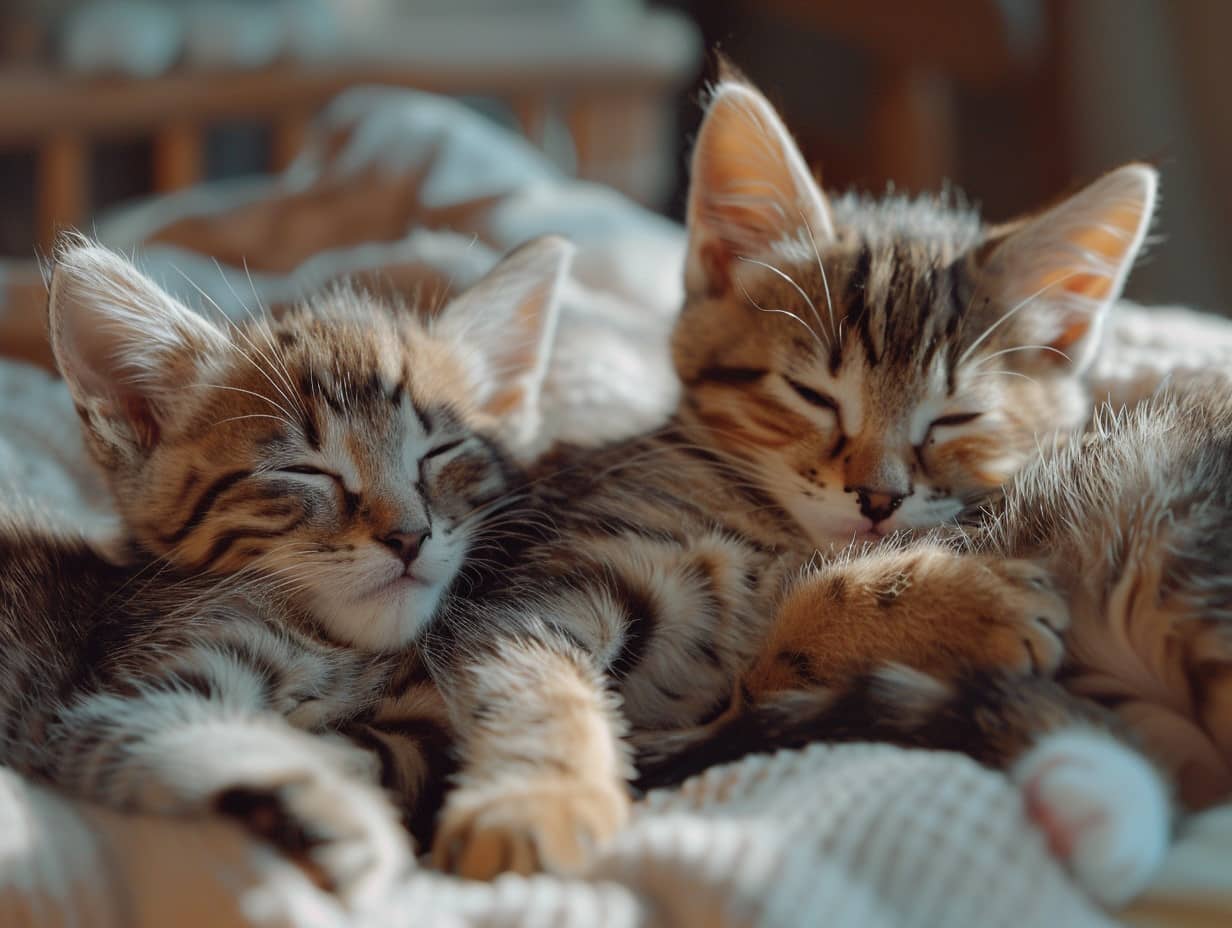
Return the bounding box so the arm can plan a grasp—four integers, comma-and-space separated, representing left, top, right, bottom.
48, 236, 228, 450
686, 79, 834, 298
437, 235, 572, 446
977, 164, 1157, 370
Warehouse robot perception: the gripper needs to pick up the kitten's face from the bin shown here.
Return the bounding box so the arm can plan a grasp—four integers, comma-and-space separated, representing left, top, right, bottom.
677, 80, 1155, 548
675, 216, 1086, 544
130, 299, 515, 649
50, 237, 571, 650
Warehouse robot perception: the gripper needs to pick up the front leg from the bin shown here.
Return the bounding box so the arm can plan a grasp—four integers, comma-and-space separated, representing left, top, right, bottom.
44, 672, 411, 908
746, 543, 1070, 700
432, 633, 630, 880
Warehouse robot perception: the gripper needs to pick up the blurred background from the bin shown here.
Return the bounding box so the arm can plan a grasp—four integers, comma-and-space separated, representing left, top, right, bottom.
0, 0, 1228, 312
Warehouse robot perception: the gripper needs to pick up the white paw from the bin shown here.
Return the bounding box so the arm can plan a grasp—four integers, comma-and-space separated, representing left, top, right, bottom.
1013, 729, 1171, 908
212, 740, 413, 911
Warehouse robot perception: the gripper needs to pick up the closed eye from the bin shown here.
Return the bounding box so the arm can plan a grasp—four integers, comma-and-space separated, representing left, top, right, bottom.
787, 379, 839, 412
929, 412, 982, 430
279, 465, 341, 481
423, 439, 466, 461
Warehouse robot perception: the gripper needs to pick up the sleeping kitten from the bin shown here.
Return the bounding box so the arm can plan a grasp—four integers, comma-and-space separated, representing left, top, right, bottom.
0, 234, 571, 905
427, 77, 1169, 907
634, 382, 1232, 907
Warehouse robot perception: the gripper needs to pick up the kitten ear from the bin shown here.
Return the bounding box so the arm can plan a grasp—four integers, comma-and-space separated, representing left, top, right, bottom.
48, 237, 227, 450
686, 78, 834, 297
437, 235, 572, 443
977, 164, 1157, 371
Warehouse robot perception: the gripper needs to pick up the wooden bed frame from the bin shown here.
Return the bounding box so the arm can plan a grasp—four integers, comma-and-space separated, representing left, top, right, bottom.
0, 9, 700, 254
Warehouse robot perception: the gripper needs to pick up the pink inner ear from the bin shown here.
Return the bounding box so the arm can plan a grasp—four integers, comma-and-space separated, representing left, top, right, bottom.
53, 271, 166, 449
686, 84, 833, 299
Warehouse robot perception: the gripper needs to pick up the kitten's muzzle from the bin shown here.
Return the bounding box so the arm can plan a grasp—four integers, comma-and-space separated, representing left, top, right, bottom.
854, 488, 905, 524
378, 527, 431, 566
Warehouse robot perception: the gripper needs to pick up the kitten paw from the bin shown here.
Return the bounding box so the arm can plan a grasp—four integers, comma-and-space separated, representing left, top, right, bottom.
1014, 729, 1171, 907
963, 558, 1070, 675
215, 768, 412, 909
432, 778, 629, 880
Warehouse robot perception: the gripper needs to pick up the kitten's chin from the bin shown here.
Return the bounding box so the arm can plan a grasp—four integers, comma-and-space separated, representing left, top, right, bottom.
314, 580, 447, 651
785, 505, 881, 551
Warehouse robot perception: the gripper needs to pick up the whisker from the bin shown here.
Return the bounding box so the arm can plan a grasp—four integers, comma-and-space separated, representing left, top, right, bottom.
736, 255, 829, 348
969, 369, 1042, 389
957, 271, 1080, 366
197, 383, 299, 423
800, 211, 837, 342
736, 277, 829, 357
170, 265, 304, 418
971, 343, 1073, 368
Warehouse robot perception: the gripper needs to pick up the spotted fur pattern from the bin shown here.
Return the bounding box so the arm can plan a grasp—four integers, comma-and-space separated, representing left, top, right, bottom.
0, 235, 572, 903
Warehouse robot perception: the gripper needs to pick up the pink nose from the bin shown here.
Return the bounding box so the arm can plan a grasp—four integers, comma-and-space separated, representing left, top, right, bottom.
378, 528, 430, 566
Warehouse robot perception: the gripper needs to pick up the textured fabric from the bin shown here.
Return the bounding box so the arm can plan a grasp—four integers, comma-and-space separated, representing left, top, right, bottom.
1, 88, 1231, 927
0, 746, 1119, 928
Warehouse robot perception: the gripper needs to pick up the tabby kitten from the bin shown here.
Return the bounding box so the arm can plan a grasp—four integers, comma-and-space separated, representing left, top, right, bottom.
427, 77, 1167, 907
0, 234, 571, 904
636, 381, 1232, 905
976, 374, 1232, 811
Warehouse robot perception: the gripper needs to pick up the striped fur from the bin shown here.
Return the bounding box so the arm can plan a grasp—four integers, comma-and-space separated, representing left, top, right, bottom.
428, 78, 1170, 906
974, 374, 1232, 810
0, 235, 572, 904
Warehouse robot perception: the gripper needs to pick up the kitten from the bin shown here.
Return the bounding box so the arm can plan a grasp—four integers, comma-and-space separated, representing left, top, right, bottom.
633, 382, 1232, 907
0, 234, 571, 904
978, 375, 1232, 813
426, 77, 1169, 907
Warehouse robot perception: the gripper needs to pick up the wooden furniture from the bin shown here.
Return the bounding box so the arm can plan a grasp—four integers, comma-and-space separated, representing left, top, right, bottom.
759, 0, 1065, 197
0, 9, 700, 254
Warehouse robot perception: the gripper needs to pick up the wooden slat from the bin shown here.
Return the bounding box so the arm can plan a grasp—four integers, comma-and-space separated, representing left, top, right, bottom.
36, 134, 88, 252
867, 62, 956, 194
0, 263, 53, 371
511, 95, 548, 149
271, 111, 312, 171
153, 122, 204, 192
0, 59, 695, 147
762, 0, 1026, 86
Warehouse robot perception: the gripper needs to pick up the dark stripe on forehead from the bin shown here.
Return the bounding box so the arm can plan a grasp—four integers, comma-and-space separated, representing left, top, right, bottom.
917, 264, 942, 369
300, 371, 345, 415
883, 243, 909, 357
848, 245, 881, 366
846, 243, 871, 323
161, 469, 251, 545
946, 260, 967, 333
923, 263, 940, 317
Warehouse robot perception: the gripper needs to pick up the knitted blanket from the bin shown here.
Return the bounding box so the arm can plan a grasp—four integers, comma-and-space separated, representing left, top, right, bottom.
1, 88, 1230, 928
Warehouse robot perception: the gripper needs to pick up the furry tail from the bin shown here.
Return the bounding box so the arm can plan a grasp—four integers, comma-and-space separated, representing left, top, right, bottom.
633, 665, 1123, 791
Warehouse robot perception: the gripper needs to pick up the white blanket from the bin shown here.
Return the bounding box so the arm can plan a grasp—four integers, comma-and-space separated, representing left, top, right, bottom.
2, 88, 1232, 928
